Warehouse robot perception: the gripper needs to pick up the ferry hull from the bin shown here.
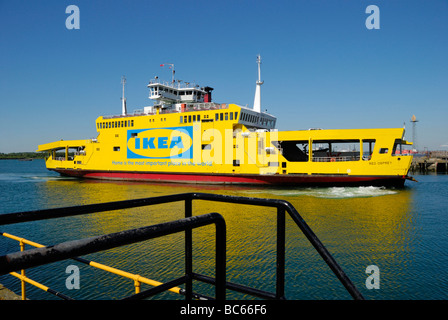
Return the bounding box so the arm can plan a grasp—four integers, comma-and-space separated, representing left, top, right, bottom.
53, 169, 408, 188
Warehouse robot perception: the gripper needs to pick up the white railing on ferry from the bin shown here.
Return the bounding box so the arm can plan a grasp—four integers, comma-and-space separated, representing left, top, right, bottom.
312, 156, 361, 162
148, 79, 200, 89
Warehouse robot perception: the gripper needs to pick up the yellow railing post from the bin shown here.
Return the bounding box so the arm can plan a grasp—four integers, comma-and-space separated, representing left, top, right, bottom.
19, 239, 26, 300
134, 276, 141, 294
2, 232, 183, 299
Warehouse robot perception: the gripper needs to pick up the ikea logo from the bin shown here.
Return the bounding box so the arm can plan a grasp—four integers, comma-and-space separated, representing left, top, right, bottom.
127, 127, 193, 159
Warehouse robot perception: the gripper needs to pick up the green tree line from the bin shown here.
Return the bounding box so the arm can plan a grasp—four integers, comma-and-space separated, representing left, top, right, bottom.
0, 152, 46, 159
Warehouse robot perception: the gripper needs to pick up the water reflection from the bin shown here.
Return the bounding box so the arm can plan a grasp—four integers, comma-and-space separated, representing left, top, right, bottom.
1, 171, 418, 300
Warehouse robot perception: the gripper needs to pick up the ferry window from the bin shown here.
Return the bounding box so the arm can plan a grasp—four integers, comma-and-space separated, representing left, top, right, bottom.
392, 139, 412, 156
278, 140, 309, 162
235, 112, 238, 120
230, 113, 233, 120
202, 144, 212, 150
215, 113, 219, 121
121, 121, 124, 127
118, 121, 121, 128
184, 116, 187, 123
180, 116, 183, 123
193, 115, 196, 122
379, 148, 389, 154
220, 113, 223, 121
362, 139, 375, 160
131, 120, 134, 127
197, 115, 200, 121
225, 113, 228, 120
188, 115, 192, 123
312, 139, 360, 162
124, 121, 127, 127
113, 147, 120, 151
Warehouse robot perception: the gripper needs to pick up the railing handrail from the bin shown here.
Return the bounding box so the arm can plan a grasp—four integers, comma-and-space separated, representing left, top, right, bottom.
0, 212, 227, 300
0, 192, 364, 300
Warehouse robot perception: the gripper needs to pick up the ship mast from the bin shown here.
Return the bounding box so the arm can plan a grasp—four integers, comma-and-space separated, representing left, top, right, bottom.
160, 63, 175, 83
253, 55, 264, 113
121, 75, 127, 116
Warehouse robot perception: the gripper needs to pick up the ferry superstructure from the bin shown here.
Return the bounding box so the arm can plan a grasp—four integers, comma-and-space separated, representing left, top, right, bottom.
37, 57, 414, 187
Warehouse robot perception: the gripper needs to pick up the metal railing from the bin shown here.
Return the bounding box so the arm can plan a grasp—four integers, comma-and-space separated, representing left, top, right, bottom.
0, 192, 364, 300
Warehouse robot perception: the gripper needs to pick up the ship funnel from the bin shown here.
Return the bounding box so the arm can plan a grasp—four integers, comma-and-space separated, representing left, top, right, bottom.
121, 76, 127, 116
253, 55, 263, 113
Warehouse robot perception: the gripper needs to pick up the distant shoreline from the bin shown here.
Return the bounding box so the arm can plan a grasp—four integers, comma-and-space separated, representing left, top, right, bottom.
0, 152, 45, 160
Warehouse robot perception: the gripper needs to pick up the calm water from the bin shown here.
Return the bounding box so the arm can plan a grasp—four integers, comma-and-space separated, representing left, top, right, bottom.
0, 159, 447, 300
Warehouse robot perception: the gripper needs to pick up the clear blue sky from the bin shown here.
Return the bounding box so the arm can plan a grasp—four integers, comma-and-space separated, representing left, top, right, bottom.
1, 0, 447, 153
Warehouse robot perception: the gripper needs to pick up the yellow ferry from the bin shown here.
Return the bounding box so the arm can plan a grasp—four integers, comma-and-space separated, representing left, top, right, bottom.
37, 57, 414, 187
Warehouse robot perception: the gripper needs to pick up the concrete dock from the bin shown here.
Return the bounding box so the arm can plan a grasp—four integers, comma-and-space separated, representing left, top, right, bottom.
0, 284, 21, 300
411, 151, 448, 173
